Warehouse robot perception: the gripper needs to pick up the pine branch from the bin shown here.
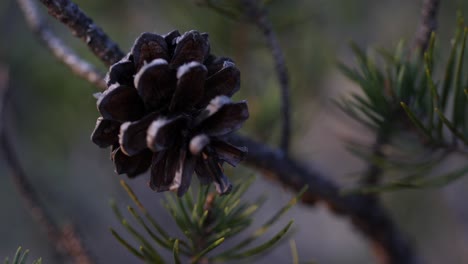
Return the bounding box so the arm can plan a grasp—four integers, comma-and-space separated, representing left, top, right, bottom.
241, 0, 291, 153
28, 0, 418, 263
17, 0, 106, 89
38, 0, 125, 66
227, 134, 418, 264
0, 66, 95, 264
412, 0, 440, 53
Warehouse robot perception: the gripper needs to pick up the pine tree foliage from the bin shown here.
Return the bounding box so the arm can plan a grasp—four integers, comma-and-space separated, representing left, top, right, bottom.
110, 178, 306, 263
338, 16, 468, 193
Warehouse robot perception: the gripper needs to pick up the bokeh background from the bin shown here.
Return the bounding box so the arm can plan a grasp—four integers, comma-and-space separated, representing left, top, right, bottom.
1, 0, 468, 263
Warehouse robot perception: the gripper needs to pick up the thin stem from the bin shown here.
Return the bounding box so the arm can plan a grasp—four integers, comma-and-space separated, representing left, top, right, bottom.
17, 0, 106, 90
412, 0, 440, 53
241, 0, 291, 153
362, 127, 391, 186
38, 0, 125, 66
0, 66, 95, 264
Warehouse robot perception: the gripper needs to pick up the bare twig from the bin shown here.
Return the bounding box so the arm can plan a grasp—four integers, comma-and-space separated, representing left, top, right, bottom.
0, 66, 95, 264
38, 0, 125, 66
241, 0, 291, 153
17, 0, 106, 90
412, 0, 440, 52
30, 0, 418, 263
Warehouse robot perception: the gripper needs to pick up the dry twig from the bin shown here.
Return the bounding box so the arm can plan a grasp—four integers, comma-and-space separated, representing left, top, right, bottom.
241, 0, 292, 153
413, 0, 440, 52
17, 0, 106, 89
39, 0, 125, 66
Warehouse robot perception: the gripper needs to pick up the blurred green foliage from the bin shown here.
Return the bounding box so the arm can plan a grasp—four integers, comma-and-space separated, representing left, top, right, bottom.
338, 16, 468, 193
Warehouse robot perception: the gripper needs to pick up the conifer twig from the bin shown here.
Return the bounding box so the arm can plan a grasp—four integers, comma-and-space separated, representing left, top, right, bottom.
0, 66, 95, 264
241, 0, 291, 153
361, 126, 392, 186
413, 0, 440, 53
17, 0, 106, 89
38, 0, 125, 66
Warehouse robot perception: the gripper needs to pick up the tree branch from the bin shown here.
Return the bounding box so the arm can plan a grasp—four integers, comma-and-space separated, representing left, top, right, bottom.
17, 0, 106, 90
412, 0, 440, 52
29, 0, 418, 263
38, 0, 125, 66
241, 0, 291, 153
227, 134, 418, 264
0, 66, 95, 264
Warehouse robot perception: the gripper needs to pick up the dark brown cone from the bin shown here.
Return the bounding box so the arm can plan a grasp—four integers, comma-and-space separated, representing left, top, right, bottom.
92, 29, 248, 196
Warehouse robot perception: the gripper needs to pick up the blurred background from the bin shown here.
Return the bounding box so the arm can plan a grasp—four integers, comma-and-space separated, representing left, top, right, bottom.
1, 0, 468, 263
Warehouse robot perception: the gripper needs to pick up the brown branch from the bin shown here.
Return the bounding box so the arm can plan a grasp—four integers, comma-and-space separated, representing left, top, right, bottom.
412, 0, 440, 52
17, 0, 106, 90
0, 66, 95, 264
38, 0, 125, 66
31, 0, 418, 263
227, 134, 419, 264
241, 0, 291, 153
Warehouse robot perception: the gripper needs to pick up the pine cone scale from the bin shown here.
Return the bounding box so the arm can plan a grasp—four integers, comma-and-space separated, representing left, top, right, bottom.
170, 30, 210, 68
176, 153, 195, 197
146, 116, 188, 152
170, 61, 207, 112
106, 59, 135, 86
112, 148, 152, 177
91, 117, 120, 148
119, 112, 159, 156
97, 84, 145, 122
197, 99, 249, 137
134, 59, 174, 111
150, 148, 181, 191
131, 33, 169, 70
210, 140, 247, 167
201, 61, 241, 106
199, 150, 232, 195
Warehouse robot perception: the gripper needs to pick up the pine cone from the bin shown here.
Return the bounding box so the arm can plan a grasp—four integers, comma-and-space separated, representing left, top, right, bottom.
91, 30, 249, 196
